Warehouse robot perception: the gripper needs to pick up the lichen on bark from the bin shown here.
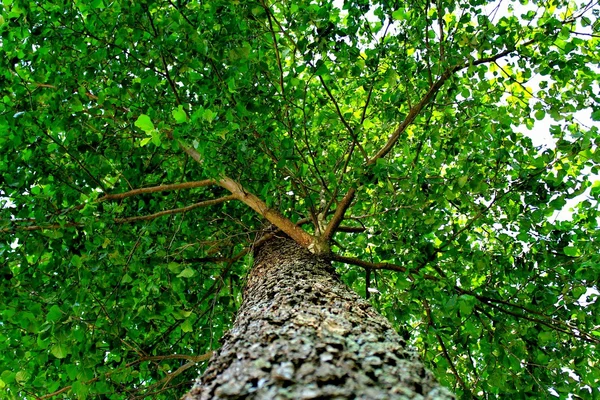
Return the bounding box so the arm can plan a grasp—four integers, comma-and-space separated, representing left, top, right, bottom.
184, 237, 454, 399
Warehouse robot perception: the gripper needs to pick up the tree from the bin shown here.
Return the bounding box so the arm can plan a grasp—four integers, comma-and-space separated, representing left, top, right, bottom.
0, 0, 599, 398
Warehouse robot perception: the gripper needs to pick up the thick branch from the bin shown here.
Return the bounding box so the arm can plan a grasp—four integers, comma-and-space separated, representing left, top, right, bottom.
331, 254, 441, 283
3, 196, 233, 232
179, 144, 314, 249
218, 177, 313, 248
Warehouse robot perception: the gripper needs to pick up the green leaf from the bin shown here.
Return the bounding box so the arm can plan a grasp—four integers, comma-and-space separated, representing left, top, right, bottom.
151, 130, 162, 146
46, 305, 63, 322
134, 114, 155, 133
71, 255, 82, 267
168, 262, 182, 273
1, 370, 15, 385
181, 318, 193, 333
534, 110, 546, 120
172, 105, 188, 124
392, 9, 407, 20
177, 268, 195, 278
458, 294, 475, 316
563, 246, 579, 257
202, 109, 216, 122
51, 344, 69, 359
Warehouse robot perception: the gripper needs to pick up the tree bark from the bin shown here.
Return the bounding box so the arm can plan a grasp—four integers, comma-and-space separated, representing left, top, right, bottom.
184, 237, 454, 399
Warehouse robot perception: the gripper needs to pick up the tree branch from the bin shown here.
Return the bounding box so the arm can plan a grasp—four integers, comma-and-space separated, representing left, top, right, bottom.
98, 180, 215, 202
217, 177, 313, 248
2, 195, 233, 232
179, 143, 314, 248
114, 195, 236, 223
330, 253, 443, 282
321, 187, 356, 241
423, 299, 467, 392
368, 39, 536, 165
318, 75, 369, 161
367, 68, 453, 164
39, 352, 213, 399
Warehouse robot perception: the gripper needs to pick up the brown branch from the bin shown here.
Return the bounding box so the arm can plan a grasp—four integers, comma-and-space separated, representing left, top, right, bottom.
368, 39, 537, 165
1, 222, 82, 233
261, 0, 285, 97
330, 253, 442, 282
137, 359, 196, 394
35, 83, 57, 89
481, 299, 599, 344
321, 187, 356, 241
334, 252, 600, 345
98, 180, 215, 202
423, 299, 466, 392
218, 176, 313, 248
367, 68, 453, 164
177, 144, 314, 248
114, 195, 235, 223
3, 195, 231, 233
179, 142, 204, 164
143, 3, 182, 106
317, 75, 369, 161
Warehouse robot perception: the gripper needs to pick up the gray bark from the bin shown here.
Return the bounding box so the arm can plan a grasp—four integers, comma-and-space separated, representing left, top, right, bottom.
184, 237, 454, 399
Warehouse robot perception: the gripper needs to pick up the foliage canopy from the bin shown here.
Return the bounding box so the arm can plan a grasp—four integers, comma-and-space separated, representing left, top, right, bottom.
1, 0, 600, 398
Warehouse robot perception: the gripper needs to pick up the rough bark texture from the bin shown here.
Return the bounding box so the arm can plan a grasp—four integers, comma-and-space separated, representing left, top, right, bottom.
184, 237, 454, 400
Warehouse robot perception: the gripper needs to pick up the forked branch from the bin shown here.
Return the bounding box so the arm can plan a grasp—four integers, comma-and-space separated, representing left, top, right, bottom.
180, 144, 314, 249
217, 177, 313, 248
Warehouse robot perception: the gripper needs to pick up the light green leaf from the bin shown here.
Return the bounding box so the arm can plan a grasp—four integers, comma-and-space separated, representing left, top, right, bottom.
181, 318, 193, 333
168, 262, 182, 273
564, 246, 579, 257
177, 268, 195, 278
135, 114, 155, 133
202, 109, 215, 122
172, 105, 188, 124
534, 110, 546, 120
392, 9, 406, 20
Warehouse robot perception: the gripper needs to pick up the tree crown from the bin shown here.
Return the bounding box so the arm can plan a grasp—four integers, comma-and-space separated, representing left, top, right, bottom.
1, 0, 599, 398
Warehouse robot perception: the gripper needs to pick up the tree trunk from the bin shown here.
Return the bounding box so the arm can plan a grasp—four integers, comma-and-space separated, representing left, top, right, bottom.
184, 237, 454, 399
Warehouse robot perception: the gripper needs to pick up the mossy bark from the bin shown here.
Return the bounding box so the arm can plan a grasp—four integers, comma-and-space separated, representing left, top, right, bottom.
184, 237, 454, 399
